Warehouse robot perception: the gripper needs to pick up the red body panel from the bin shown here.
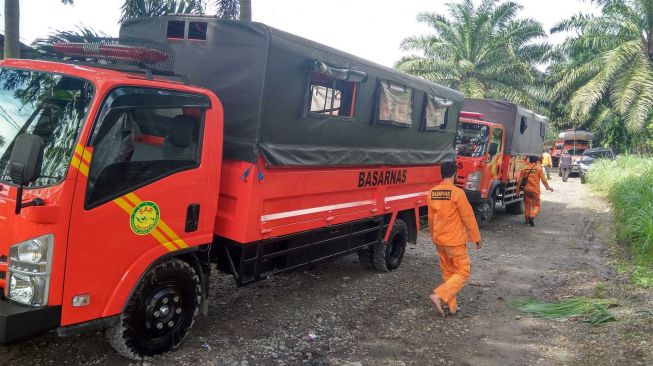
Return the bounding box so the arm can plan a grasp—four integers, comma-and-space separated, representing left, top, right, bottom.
216, 159, 441, 243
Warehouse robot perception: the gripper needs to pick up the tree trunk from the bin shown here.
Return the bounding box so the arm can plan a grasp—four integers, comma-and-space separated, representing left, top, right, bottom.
4, 0, 21, 59
239, 0, 251, 21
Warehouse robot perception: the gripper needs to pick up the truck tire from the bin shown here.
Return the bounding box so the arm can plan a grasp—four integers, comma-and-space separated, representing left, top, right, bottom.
505, 199, 524, 215
373, 219, 407, 272
357, 247, 374, 269
108, 258, 202, 360
475, 195, 495, 228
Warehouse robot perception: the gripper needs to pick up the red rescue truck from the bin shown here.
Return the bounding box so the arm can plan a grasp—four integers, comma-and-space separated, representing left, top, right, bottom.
556, 130, 593, 179
551, 139, 564, 167
454, 99, 548, 227
0, 16, 463, 359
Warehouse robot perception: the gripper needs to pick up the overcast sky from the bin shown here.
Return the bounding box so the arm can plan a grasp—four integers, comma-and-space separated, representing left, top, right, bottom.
7, 0, 600, 67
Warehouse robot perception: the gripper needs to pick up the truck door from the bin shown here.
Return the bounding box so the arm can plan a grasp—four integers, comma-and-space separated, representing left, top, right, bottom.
61, 87, 220, 326
489, 127, 504, 178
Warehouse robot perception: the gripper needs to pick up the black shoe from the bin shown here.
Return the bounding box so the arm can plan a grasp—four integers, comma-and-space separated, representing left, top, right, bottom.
528, 217, 535, 227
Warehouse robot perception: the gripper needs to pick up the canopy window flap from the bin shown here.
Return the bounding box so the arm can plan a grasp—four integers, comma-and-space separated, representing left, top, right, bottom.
312, 60, 368, 82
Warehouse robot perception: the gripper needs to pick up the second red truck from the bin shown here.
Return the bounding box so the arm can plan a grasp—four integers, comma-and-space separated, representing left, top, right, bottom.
454, 99, 548, 227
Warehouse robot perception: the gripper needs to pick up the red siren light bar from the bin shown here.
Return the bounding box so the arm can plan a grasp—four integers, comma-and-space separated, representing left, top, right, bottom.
460, 111, 485, 120
53, 42, 168, 63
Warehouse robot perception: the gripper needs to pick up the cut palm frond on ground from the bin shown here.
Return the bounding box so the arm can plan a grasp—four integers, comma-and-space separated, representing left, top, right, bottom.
513, 297, 618, 326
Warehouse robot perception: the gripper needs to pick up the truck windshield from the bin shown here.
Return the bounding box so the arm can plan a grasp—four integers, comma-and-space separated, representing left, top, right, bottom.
0, 68, 94, 187
455, 122, 490, 157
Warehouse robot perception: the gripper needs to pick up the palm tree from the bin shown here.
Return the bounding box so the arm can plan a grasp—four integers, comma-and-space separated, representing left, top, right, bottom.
120, 0, 205, 23
396, 0, 549, 108
120, 0, 249, 22
550, 0, 653, 136
239, 0, 250, 21
3, 0, 73, 59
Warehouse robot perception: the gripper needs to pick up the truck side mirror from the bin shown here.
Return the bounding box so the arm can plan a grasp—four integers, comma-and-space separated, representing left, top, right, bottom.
9, 133, 44, 186
9, 133, 45, 214
488, 142, 499, 157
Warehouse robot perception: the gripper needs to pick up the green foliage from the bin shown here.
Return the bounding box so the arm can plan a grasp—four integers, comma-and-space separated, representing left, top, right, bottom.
631, 265, 653, 288
549, 0, 653, 149
120, 0, 206, 23
588, 155, 653, 265
513, 297, 618, 326
396, 0, 549, 109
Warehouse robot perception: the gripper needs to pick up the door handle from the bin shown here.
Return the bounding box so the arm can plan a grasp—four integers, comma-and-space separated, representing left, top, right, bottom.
185, 204, 200, 232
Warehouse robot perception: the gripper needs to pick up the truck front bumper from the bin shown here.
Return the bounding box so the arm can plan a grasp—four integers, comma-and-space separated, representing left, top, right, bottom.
0, 300, 60, 344
463, 190, 483, 204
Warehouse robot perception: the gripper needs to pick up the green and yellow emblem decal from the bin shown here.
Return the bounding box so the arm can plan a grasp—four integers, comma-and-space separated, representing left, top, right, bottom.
72, 144, 189, 252
130, 201, 160, 235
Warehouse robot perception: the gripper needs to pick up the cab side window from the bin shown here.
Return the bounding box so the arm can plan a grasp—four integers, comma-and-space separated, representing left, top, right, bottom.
491, 128, 503, 156
86, 87, 210, 208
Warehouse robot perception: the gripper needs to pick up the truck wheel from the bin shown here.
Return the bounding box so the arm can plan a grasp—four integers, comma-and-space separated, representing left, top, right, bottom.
475, 195, 495, 228
357, 247, 374, 269
373, 219, 407, 272
505, 199, 524, 215
108, 258, 201, 360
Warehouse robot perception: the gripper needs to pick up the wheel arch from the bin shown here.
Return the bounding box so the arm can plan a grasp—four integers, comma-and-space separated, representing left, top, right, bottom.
101, 245, 210, 318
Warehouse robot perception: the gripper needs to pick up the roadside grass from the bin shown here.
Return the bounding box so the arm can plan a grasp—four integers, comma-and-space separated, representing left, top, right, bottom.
587, 155, 653, 288
513, 298, 618, 326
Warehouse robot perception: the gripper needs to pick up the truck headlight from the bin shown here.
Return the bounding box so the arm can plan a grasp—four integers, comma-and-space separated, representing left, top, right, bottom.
465, 171, 482, 191
8, 234, 54, 306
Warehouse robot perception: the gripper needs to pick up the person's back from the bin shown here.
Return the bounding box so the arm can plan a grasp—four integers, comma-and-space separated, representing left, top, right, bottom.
428, 182, 477, 247
427, 162, 481, 318
542, 152, 552, 167
518, 156, 553, 226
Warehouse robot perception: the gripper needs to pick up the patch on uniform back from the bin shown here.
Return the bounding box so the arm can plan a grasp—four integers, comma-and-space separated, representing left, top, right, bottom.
431, 190, 452, 200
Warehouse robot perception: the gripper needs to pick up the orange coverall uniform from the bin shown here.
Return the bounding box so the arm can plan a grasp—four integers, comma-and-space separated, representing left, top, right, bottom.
518, 163, 551, 221
427, 182, 481, 311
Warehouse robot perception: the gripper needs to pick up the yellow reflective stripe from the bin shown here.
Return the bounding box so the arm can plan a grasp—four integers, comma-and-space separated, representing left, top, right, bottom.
70, 156, 89, 177
124, 192, 141, 206
75, 144, 84, 156
113, 197, 134, 215
124, 192, 188, 249
81, 148, 92, 164
157, 221, 189, 249
115, 196, 178, 252
151, 228, 178, 252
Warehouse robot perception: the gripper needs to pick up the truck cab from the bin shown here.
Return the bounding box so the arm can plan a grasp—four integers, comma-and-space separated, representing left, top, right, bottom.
551, 139, 564, 167
0, 56, 223, 349
454, 112, 513, 227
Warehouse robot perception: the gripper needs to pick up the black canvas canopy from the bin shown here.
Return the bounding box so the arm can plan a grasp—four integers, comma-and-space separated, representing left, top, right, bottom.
462, 99, 547, 156
119, 15, 463, 166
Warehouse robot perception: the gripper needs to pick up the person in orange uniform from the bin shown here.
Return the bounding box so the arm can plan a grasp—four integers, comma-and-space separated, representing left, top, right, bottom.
518, 155, 554, 227
427, 162, 482, 318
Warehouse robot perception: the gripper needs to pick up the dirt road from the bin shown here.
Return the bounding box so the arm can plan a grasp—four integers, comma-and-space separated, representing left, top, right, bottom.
3, 175, 652, 365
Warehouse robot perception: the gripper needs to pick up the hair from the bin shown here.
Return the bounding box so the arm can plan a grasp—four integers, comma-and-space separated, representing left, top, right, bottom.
529, 155, 539, 163
441, 161, 457, 179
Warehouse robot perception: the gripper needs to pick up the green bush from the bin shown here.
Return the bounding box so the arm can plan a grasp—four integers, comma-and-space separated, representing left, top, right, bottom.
587, 155, 653, 265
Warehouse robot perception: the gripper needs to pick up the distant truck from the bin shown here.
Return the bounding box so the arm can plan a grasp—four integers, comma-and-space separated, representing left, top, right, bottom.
0, 16, 463, 359
557, 130, 593, 179
454, 99, 548, 227
551, 139, 564, 167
